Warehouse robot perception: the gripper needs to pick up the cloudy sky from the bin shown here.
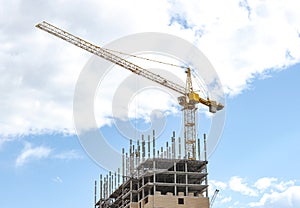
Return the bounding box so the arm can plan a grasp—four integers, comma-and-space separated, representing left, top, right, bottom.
1, 0, 300, 207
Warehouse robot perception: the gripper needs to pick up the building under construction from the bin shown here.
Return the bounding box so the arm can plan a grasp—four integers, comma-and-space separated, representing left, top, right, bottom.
94, 131, 210, 208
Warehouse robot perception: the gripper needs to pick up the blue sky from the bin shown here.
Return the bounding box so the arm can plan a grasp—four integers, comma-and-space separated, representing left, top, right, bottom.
1, 0, 300, 208
209, 64, 300, 207
2, 65, 300, 208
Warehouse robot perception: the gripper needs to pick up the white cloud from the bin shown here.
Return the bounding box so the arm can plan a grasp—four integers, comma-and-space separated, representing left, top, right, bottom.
234, 201, 240, 206
274, 180, 296, 192
249, 186, 300, 208
210, 179, 227, 190
168, 0, 300, 96
229, 176, 258, 196
211, 176, 300, 207
15, 142, 83, 167
221, 196, 232, 204
52, 176, 63, 183
0, 0, 172, 139
15, 142, 52, 167
53, 149, 83, 160
1, 0, 300, 138
254, 177, 278, 191
127, 89, 179, 122
254, 177, 296, 193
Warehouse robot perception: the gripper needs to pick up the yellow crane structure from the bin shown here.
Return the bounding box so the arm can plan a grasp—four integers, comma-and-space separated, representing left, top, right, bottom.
36, 21, 224, 160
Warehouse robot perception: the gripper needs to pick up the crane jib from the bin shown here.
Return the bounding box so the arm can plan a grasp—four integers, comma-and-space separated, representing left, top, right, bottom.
36, 21, 186, 95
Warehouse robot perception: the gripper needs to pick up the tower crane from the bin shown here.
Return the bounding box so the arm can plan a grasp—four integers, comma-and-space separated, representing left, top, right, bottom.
210, 189, 219, 208
36, 21, 224, 160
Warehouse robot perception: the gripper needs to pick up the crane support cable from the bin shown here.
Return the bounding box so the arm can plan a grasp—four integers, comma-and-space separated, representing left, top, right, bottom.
36, 21, 186, 95
102, 47, 189, 69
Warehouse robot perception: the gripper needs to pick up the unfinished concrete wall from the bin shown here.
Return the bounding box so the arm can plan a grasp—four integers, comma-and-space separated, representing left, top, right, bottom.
140, 192, 209, 208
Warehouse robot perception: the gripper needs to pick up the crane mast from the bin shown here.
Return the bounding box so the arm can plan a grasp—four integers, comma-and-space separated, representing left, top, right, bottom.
36, 21, 223, 160
183, 68, 197, 159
